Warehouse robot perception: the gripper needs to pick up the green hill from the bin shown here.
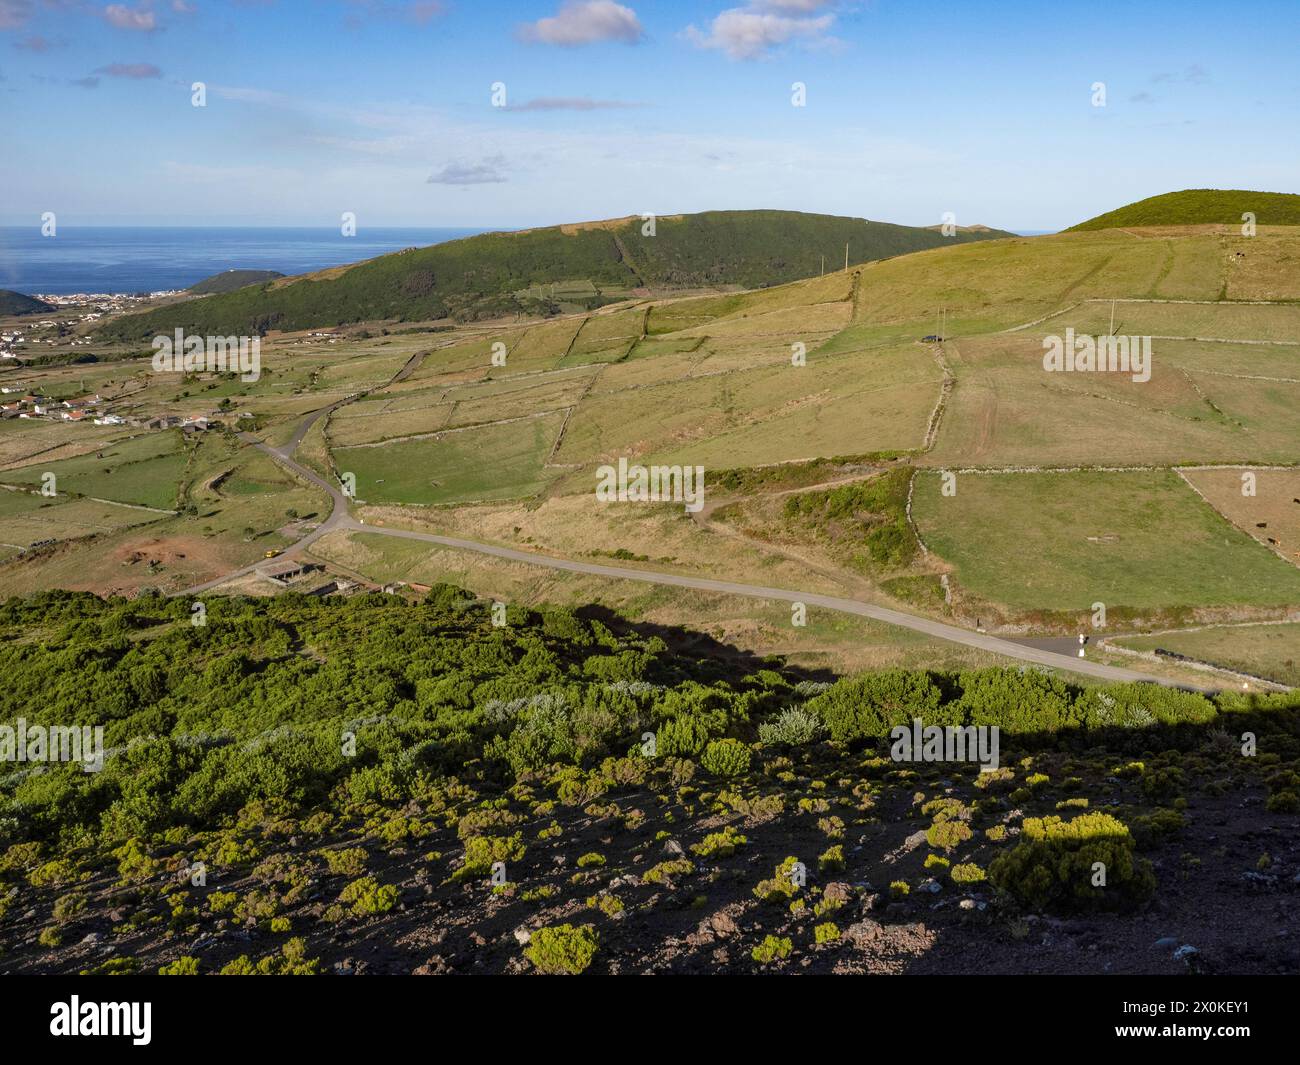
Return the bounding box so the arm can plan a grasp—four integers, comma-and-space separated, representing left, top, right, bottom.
101, 211, 1012, 341
1069, 189, 1300, 231
188, 269, 285, 295
0, 290, 55, 316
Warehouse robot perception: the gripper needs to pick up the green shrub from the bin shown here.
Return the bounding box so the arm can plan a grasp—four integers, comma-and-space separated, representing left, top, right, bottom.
338, 876, 399, 916
757, 707, 825, 746
1128, 807, 1186, 848
950, 863, 986, 884
454, 833, 525, 881
700, 739, 751, 778
806, 670, 947, 744
813, 922, 840, 944
219, 937, 320, 975
1266, 791, 1299, 813
159, 956, 201, 975
114, 838, 162, 881
926, 820, 972, 852
988, 813, 1155, 912
587, 893, 624, 917
656, 715, 712, 757
754, 857, 802, 903
52, 891, 87, 923
643, 858, 694, 885
30, 859, 79, 888
208, 891, 237, 914
691, 827, 747, 858
1140, 766, 1184, 802
81, 957, 138, 976
524, 923, 599, 974
751, 934, 793, 963
576, 852, 606, 868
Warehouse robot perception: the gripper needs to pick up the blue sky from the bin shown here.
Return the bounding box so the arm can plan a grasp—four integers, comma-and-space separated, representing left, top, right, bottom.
1, 0, 1297, 230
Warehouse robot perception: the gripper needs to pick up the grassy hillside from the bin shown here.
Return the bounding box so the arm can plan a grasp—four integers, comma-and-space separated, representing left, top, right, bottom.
1069, 189, 1300, 231
100, 211, 1012, 341
188, 269, 285, 295
0, 290, 55, 316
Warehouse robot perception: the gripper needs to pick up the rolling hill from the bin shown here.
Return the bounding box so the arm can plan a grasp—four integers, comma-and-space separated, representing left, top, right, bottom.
188, 269, 286, 295
1068, 188, 1300, 231
100, 211, 1012, 341
0, 290, 55, 316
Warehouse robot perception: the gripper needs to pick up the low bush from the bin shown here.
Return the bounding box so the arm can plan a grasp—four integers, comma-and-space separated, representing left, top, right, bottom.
524, 923, 599, 974
989, 812, 1155, 912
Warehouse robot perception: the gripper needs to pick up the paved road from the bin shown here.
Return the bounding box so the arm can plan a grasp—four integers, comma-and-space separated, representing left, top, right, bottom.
362, 523, 1186, 686
179, 400, 1207, 690
179, 432, 355, 595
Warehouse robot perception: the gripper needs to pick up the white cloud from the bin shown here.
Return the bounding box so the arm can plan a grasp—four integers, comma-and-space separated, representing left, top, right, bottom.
0, 0, 33, 30
752, 0, 836, 11
103, 4, 159, 31
503, 96, 640, 112
685, 3, 838, 60
95, 62, 163, 78
13, 33, 61, 52
518, 1, 643, 46
427, 156, 509, 185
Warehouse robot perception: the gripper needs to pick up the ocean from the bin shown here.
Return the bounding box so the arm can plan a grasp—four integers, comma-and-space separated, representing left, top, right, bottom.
0, 226, 490, 297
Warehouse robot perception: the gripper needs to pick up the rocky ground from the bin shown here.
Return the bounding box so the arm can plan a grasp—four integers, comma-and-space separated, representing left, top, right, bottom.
5, 741, 1297, 976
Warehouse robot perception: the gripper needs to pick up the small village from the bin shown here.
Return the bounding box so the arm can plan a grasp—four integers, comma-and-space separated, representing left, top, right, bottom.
0, 386, 218, 432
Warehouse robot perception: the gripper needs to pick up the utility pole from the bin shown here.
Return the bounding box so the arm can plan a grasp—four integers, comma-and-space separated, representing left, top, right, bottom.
844, 242, 849, 271
1109, 299, 1116, 337
820, 254, 825, 277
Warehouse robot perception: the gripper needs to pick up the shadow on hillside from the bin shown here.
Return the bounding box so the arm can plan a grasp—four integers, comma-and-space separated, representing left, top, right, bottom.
572, 602, 840, 689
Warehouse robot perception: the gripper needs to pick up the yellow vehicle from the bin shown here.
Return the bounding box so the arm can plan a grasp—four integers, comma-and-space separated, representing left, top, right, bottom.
264, 549, 280, 559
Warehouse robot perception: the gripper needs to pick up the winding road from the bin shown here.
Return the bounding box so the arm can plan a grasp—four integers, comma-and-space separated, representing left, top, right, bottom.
176, 390, 1208, 689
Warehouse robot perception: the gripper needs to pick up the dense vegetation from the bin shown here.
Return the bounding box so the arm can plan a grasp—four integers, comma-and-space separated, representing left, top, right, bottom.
187, 270, 286, 295
1068, 188, 1300, 231
2, 588, 1296, 974
100, 211, 1011, 341
0, 290, 55, 316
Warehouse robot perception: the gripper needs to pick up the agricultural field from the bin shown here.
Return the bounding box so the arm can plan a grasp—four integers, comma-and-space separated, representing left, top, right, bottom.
910, 469, 1300, 614
0, 431, 329, 597
1180, 467, 1300, 563
0, 419, 128, 471
1111, 622, 1300, 687
8, 219, 1300, 657
89, 221, 1273, 646
0, 430, 189, 510
334, 410, 567, 506
0, 489, 161, 550
928, 320, 1300, 469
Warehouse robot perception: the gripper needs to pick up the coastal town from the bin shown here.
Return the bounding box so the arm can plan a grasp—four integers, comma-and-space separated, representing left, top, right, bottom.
0, 387, 215, 431
0, 290, 183, 359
